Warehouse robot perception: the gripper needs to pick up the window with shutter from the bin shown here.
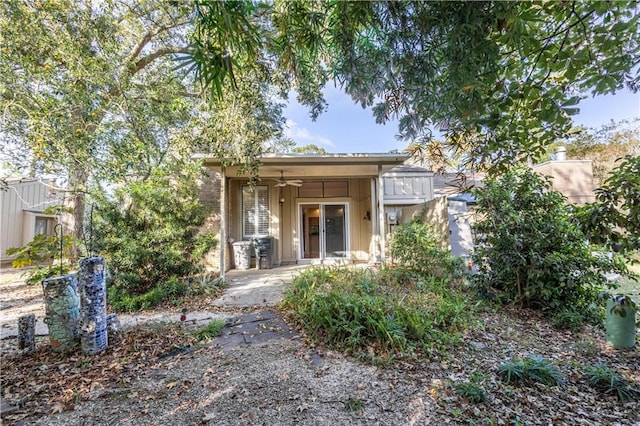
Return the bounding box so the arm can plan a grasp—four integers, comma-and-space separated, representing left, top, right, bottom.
242, 186, 269, 238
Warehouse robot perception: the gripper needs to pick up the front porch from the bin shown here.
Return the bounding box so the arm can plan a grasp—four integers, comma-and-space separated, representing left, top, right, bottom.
198, 153, 410, 276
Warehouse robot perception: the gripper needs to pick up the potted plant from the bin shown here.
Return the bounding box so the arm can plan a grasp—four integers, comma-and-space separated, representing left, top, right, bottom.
601, 292, 637, 349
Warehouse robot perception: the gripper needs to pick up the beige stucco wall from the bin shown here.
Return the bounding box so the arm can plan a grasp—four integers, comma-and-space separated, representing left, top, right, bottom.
400, 196, 451, 250
533, 160, 595, 205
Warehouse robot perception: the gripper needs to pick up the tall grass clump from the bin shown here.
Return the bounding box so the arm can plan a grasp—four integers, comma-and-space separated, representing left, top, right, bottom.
282, 263, 473, 362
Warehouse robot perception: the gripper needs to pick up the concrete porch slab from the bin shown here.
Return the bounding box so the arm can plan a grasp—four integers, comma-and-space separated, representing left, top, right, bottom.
213, 264, 310, 308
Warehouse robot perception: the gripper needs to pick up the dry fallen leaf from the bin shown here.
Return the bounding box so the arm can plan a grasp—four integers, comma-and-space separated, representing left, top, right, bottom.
50, 402, 65, 414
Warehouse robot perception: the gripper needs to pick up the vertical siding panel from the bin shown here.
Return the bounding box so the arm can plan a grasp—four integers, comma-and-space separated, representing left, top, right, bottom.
2, 180, 56, 260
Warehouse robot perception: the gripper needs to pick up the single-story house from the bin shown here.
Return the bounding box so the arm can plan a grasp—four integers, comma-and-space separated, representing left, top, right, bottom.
1, 177, 63, 265
197, 153, 438, 275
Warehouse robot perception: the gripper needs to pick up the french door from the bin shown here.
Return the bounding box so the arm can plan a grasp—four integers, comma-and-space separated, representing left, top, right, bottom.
299, 203, 348, 260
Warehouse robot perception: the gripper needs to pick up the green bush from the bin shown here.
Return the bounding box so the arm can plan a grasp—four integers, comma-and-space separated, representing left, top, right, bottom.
281, 265, 473, 361
583, 363, 640, 402
498, 355, 562, 386
92, 164, 217, 308
472, 167, 629, 319
108, 275, 188, 312
389, 218, 462, 278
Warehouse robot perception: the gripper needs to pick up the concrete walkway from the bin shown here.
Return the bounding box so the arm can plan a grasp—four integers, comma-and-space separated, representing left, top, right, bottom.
212, 264, 309, 307
0, 264, 309, 340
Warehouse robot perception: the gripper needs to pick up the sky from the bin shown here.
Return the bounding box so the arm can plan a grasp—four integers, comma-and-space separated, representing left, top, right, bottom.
283, 85, 640, 154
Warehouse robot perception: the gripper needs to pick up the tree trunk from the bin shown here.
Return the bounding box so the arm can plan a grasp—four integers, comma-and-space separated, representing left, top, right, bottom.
63, 167, 88, 260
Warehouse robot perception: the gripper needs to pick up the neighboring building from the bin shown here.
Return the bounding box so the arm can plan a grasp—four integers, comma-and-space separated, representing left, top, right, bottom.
1, 177, 63, 265
197, 153, 439, 275
533, 147, 595, 205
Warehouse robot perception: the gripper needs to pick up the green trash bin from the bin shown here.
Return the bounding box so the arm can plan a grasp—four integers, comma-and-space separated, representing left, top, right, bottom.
605, 298, 637, 349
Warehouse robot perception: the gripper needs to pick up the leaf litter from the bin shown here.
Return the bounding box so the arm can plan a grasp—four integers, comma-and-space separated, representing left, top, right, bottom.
0, 304, 638, 425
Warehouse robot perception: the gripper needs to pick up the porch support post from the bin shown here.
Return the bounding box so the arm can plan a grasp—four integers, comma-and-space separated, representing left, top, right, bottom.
219, 166, 227, 278
370, 177, 378, 263
377, 164, 386, 262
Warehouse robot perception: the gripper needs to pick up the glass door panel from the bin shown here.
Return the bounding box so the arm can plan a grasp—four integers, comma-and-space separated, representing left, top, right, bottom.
299, 203, 348, 260
301, 204, 320, 259
323, 204, 346, 258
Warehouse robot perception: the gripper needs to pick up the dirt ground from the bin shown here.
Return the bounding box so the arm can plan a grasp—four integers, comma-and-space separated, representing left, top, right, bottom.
1, 270, 639, 425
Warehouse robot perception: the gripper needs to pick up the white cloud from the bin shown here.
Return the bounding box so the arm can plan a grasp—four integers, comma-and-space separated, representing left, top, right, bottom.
284, 119, 336, 148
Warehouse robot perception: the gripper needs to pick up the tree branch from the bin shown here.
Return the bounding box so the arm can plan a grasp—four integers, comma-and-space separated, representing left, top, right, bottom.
126, 21, 189, 63
130, 47, 190, 76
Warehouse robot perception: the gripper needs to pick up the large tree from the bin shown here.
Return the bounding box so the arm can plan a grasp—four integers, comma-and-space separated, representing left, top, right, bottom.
0, 0, 192, 253
0, 0, 285, 253
191, 1, 639, 171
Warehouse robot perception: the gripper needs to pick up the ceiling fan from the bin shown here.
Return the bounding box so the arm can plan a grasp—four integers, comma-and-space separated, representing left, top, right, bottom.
273, 170, 303, 187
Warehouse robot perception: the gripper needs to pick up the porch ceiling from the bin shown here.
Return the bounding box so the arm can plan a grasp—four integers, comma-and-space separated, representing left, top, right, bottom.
198, 153, 411, 179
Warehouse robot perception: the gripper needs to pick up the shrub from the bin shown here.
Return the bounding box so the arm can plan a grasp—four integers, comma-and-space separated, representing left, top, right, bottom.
472, 167, 629, 319
498, 355, 562, 386
281, 265, 473, 361
92, 163, 217, 307
108, 275, 188, 312
584, 363, 640, 402
389, 218, 461, 278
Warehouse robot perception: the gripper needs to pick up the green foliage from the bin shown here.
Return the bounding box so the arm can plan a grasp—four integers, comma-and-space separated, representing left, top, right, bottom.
498, 356, 563, 386
472, 167, 629, 318
93, 163, 217, 302
454, 381, 488, 403
0, 1, 285, 247
22, 265, 72, 287
193, 319, 226, 342
454, 369, 488, 403
344, 397, 363, 413
576, 155, 640, 255
281, 265, 473, 362
107, 275, 188, 312
583, 363, 640, 402
7, 234, 73, 285
389, 219, 462, 278
552, 308, 588, 332
185, 272, 226, 298
603, 292, 638, 317
291, 144, 327, 154
191, 1, 640, 171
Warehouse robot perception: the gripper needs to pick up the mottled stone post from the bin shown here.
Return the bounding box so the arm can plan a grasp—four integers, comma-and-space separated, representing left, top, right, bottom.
78, 256, 108, 355
42, 274, 80, 352
17, 314, 36, 354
